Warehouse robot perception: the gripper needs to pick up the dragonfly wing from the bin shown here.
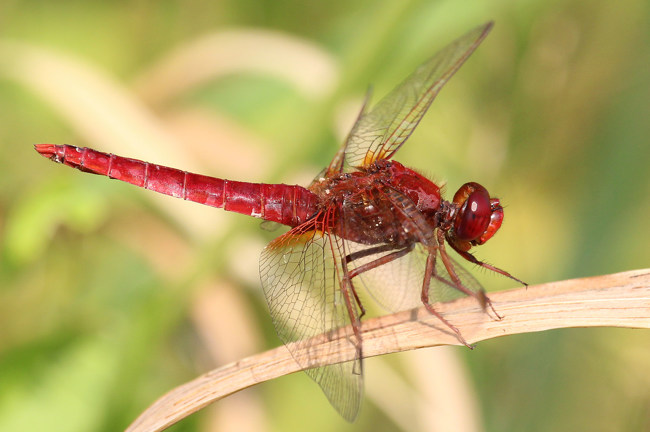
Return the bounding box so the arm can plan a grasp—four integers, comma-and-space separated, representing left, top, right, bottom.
308, 90, 374, 190
260, 221, 362, 421
327, 89, 374, 176
342, 22, 493, 169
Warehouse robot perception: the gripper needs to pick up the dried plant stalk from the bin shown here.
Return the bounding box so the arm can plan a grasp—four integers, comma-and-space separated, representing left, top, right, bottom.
126, 269, 650, 432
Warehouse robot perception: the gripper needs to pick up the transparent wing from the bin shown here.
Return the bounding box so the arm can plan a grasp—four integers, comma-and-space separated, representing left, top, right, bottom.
341, 22, 493, 169
259, 221, 362, 421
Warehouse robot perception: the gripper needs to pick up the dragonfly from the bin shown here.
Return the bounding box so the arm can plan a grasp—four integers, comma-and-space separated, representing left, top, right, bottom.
35, 21, 524, 421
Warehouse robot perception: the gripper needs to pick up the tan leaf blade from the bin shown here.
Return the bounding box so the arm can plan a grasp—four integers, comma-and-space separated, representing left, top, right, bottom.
127, 269, 650, 432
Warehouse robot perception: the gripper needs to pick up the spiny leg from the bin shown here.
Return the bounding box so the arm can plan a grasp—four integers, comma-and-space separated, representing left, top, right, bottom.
337, 239, 365, 375
347, 244, 414, 279
436, 230, 502, 320
421, 247, 472, 348
340, 243, 417, 369
449, 236, 527, 287
343, 244, 415, 319
341, 256, 367, 320
340, 274, 364, 375
345, 243, 402, 264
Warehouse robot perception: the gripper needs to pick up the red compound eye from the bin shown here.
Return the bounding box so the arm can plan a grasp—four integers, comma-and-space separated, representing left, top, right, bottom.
454, 187, 492, 242
476, 198, 503, 245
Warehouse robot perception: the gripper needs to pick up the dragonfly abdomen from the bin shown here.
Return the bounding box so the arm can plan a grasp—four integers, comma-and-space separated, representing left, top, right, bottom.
34, 144, 318, 226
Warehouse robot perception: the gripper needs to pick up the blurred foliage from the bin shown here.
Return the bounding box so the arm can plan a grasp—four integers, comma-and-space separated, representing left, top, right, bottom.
1, 0, 649, 431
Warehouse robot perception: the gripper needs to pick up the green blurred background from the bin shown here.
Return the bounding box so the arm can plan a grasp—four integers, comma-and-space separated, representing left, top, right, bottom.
1, 0, 649, 431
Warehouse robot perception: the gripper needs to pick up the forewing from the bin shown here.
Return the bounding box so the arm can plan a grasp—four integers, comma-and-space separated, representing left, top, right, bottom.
259, 222, 362, 421
342, 22, 493, 169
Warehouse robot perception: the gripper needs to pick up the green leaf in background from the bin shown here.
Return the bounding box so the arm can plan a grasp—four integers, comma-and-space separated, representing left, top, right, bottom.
4, 177, 109, 264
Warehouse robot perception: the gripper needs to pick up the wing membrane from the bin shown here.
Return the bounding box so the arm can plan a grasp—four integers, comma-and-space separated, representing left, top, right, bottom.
259, 221, 362, 421
259, 205, 486, 421
341, 22, 493, 169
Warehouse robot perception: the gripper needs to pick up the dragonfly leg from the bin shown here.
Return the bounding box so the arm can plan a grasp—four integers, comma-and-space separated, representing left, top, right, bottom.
347, 244, 414, 279
436, 230, 502, 320
345, 243, 401, 264
337, 241, 366, 375
340, 272, 366, 375
449, 238, 527, 288
338, 243, 415, 370
421, 249, 472, 348
341, 257, 367, 320
345, 244, 415, 319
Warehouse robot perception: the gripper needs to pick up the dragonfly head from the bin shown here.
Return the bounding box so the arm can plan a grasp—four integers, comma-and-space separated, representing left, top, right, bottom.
446, 182, 503, 250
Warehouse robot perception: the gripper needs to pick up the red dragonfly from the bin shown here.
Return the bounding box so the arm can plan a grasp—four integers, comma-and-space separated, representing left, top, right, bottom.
36, 22, 523, 421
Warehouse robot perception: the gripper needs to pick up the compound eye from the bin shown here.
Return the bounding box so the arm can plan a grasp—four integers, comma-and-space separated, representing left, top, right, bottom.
454, 189, 492, 242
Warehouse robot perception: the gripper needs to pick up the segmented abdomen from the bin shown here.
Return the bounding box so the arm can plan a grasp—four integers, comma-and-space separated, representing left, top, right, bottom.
35, 144, 319, 227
